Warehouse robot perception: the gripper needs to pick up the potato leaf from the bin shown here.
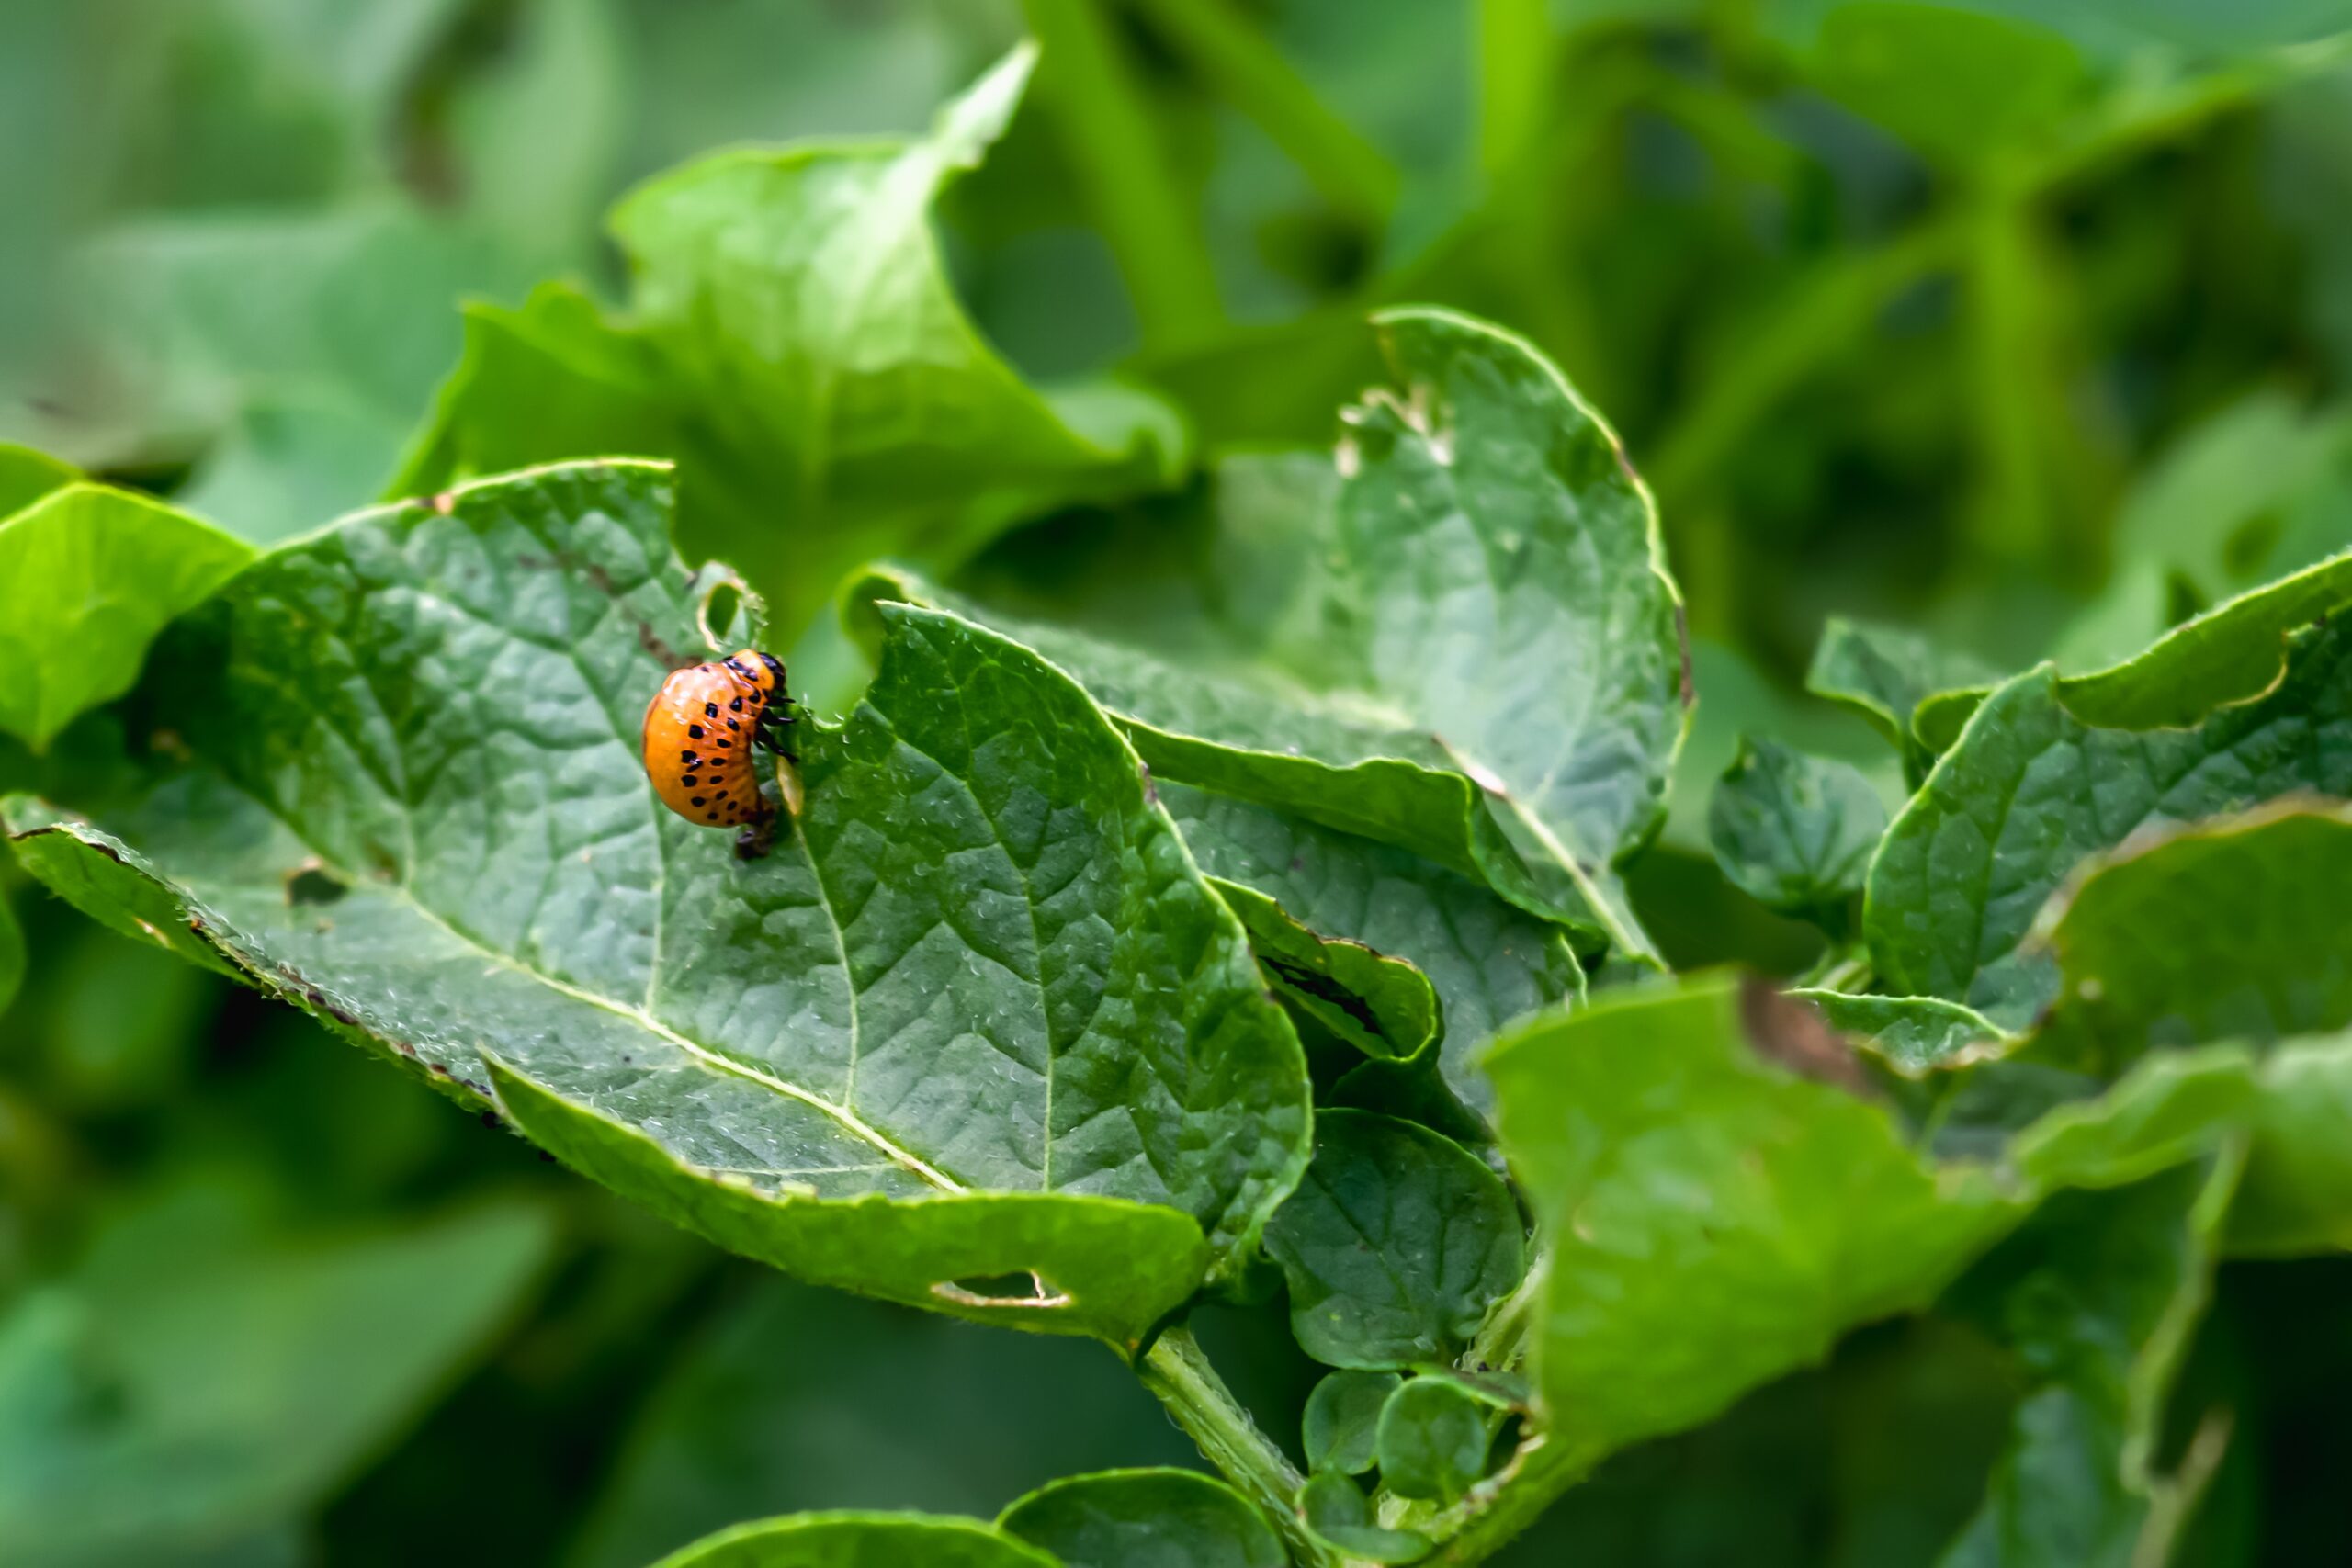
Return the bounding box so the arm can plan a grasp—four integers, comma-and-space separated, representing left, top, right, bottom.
0, 483, 253, 750
1707, 736, 1887, 919
998, 1469, 1286, 1568
652, 1514, 1057, 1568
860, 306, 1690, 959
1375, 1375, 1494, 1504
1209, 877, 1438, 1065
1263, 1110, 1525, 1371
1302, 1371, 1401, 1476
1867, 617, 2352, 1032
1806, 615, 1997, 784
1487, 976, 2019, 1459
5, 460, 1310, 1347
404, 47, 1182, 637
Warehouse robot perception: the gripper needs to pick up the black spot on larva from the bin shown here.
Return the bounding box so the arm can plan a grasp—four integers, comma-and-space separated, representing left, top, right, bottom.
727, 717, 740, 730
729, 697, 743, 712
717, 739, 731, 749
705, 702, 718, 717
715, 788, 729, 798
691, 796, 707, 807
706, 811, 718, 821
684, 774, 698, 787
680, 750, 699, 764
687, 724, 704, 739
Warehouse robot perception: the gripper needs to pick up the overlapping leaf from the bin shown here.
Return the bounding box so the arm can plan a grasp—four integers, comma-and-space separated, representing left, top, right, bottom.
858, 306, 1690, 959
5, 460, 1310, 1347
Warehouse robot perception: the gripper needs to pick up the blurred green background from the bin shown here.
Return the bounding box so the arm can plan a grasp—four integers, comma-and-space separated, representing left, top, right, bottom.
7, 1, 2352, 1563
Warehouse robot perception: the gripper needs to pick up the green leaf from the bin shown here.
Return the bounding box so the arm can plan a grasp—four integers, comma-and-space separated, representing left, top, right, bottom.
1302, 1371, 1401, 1476
652, 1514, 1057, 1568
2008, 1045, 2259, 1194
1792, 989, 2016, 1077
1487, 975, 2018, 1457
861, 306, 1690, 958
0, 443, 74, 516
1210, 877, 1437, 1064
1375, 1375, 1493, 1504
1162, 784, 1582, 1119
6, 460, 1309, 1346
1805, 616, 1997, 784
1915, 547, 2352, 750
1867, 617, 2352, 1031
1262, 1110, 1526, 1371
2233, 1033, 2352, 1256
411, 48, 1182, 638
2038, 802, 2352, 1061
998, 1469, 1286, 1568
1295, 1472, 1431, 1564
0, 1197, 554, 1566
1707, 736, 1887, 918
0, 483, 254, 750
1937, 1156, 2241, 1568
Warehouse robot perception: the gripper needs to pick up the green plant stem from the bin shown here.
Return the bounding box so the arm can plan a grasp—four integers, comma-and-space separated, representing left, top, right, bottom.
1137, 1326, 1333, 1565
1021, 0, 1223, 352
1477, 0, 1551, 176
1126, 0, 1397, 220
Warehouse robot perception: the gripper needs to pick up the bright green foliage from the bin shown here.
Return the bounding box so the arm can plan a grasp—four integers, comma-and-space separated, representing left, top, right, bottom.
405, 48, 1180, 637
1867, 619, 2352, 1031
998, 1469, 1286, 1568
1806, 616, 1997, 784
1804, 3, 2085, 169
0, 1197, 553, 1566
1375, 1375, 1493, 1504
1303, 1371, 1401, 1476
1295, 1472, 1430, 1563
4, 460, 1310, 1346
2039, 803, 2352, 1060
0, 484, 253, 750
1708, 736, 1887, 919
1161, 784, 1582, 1118
1209, 879, 1438, 1064
861, 307, 1689, 957
1487, 976, 2020, 1457
652, 1513, 1057, 1568
1263, 1110, 1525, 1371
1915, 547, 2352, 749
0, 444, 74, 516
1937, 1156, 2240, 1568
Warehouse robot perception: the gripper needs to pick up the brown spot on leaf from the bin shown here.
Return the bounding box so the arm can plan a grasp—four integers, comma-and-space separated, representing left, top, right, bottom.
1739, 976, 1869, 1095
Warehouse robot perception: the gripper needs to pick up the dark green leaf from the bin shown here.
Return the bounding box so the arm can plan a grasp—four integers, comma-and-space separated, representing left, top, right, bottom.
6, 461, 1310, 1346
2233, 1033, 2352, 1256
1263, 1110, 1525, 1371
1303, 1371, 1401, 1476
861, 306, 1690, 957
1211, 878, 1438, 1064
2038, 802, 2352, 1060
652, 1514, 1056, 1568
1295, 1472, 1430, 1564
1487, 976, 2019, 1456
1806, 616, 1998, 784
1163, 784, 1582, 1119
0, 1198, 554, 1566
1375, 1375, 1493, 1505
0, 483, 254, 750
1938, 1156, 2241, 1568
0, 894, 20, 1019
999, 1469, 1285, 1568
1707, 736, 1887, 917
1867, 618, 2352, 1031
572, 1277, 1199, 1568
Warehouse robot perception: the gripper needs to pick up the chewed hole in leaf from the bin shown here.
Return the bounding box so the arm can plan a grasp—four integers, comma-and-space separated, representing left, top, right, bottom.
283, 862, 349, 908
695, 571, 762, 655
931, 1271, 1072, 1311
